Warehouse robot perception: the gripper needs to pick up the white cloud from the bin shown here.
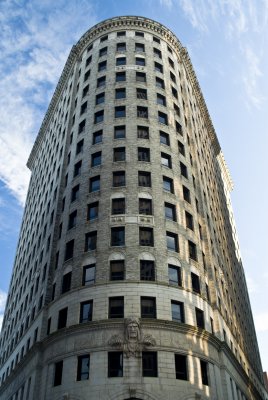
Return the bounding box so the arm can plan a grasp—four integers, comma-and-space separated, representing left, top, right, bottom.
160, 0, 173, 9
254, 313, 268, 333
0, 289, 7, 332
242, 46, 264, 108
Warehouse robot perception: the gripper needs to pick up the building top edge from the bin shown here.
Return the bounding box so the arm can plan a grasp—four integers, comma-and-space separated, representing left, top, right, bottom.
27, 15, 222, 170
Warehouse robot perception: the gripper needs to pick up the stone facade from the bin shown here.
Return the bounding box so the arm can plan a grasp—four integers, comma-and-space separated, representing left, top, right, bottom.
0, 16, 267, 400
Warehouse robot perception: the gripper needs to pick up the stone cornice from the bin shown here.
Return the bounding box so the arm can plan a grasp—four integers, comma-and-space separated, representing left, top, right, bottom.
27, 15, 223, 170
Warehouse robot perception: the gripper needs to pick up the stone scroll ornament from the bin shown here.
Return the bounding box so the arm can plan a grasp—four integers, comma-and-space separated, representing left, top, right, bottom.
108, 317, 156, 357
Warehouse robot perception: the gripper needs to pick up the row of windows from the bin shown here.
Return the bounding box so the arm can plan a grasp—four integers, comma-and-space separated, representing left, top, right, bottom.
94, 89, 171, 105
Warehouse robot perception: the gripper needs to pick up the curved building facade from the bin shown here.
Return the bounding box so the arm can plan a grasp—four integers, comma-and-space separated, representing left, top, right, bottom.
0, 16, 267, 400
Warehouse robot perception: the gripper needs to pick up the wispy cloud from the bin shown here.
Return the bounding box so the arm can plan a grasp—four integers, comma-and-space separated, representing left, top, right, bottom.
160, 0, 173, 10
0, 289, 7, 332
0, 0, 97, 205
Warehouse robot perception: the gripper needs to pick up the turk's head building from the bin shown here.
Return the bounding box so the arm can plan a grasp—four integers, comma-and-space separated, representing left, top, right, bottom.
0, 16, 267, 400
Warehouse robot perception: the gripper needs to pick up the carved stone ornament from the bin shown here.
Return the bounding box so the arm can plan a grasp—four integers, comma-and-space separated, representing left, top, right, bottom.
108, 318, 156, 357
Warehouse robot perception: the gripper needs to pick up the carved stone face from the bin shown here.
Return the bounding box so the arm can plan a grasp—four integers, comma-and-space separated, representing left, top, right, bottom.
127, 321, 139, 339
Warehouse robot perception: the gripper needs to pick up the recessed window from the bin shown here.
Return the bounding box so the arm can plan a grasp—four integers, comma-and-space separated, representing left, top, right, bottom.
137, 125, 149, 139
85, 231, 97, 251
117, 31, 126, 37
178, 140, 185, 156
136, 57, 146, 66
180, 162, 188, 178
191, 272, 200, 293
156, 77, 165, 89
68, 210, 77, 229
93, 130, 103, 144
64, 239, 74, 261
200, 360, 209, 386
61, 272, 72, 294
174, 103, 180, 116
74, 160, 82, 177
58, 307, 68, 329
91, 151, 102, 167
80, 300, 93, 323
157, 93, 166, 106
114, 125, 126, 139
82, 84, 89, 97
84, 70, 90, 82
110, 260, 124, 280
97, 76, 106, 87
140, 260, 155, 281
165, 202, 176, 221
111, 227, 125, 246
163, 176, 174, 193
115, 106, 126, 118
166, 232, 179, 252
136, 72, 146, 82
158, 111, 168, 125
183, 185, 191, 203
139, 198, 152, 215
168, 264, 182, 286
76, 139, 84, 154
86, 55, 92, 66
87, 201, 99, 220
108, 352, 123, 377
53, 360, 63, 386
100, 34, 108, 42
117, 42, 126, 52
138, 171, 151, 187
171, 301, 185, 322
135, 43, 145, 52
82, 264, 95, 285
78, 119, 86, 134
99, 47, 107, 57
116, 71, 126, 82
160, 131, 170, 146
139, 227, 154, 246
195, 307, 205, 329
112, 198, 125, 215
137, 106, 148, 118
176, 121, 182, 134
89, 175, 100, 192
153, 36, 160, 43
116, 57, 126, 65
115, 88, 126, 99
109, 297, 124, 318
77, 355, 90, 381
185, 211, 194, 230
113, 147, 126, 162
169, 57, 174, 68
94, 110, 104, 124
113, 171, 125, 187
141, 297, 156, 318
175, 354, 188, 380
135, 31, 144, 37
142, 352, 158, 377
161, 152, 172, 168
153, 48, 162, 58
137, 88, 147, 99
155, 62, 163, 73
96, 92, 105, 105
171, 86, 178, 99
98, 60, 107, 72
188, 240, 198, 261
138, 147, 150, 162
170, 71, 176, 83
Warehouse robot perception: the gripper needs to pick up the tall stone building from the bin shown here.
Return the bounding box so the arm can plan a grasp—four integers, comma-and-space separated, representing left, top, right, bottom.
0, 16, 267, 400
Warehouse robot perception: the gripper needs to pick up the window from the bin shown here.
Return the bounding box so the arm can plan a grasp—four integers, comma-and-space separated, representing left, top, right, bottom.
113, 171, 125, 187
135, 31, 144, 37
114, 125, 126, 139
109, 297, 124, 318
169, 57, 174, 68
58, 307, 68, 329
82, 264, 95, 285
62, 272, 72, 293
168, 264, 182, 286
136, 72, 146, 82
137, 125, 149, 139
185, 211, 194, 230
176, 121, 182, 134
153, 48, 162, 58
180, 162, 188, 178
65, 239, 74, 260
196, 308, 205, 329
111, 227, 125, 246
178, 140, 185, 156
160, 131, 169, 145
154, 62, 163, 73
114, 147, 126, 161
140, 260, 155, 281
74, 160, 82, 177
108, 352, 123, 377
117, 31, 126, 37
89, 175, 100, 192
117, 42, 126, 52
115, 106, 126, 118
110, 260, 124, 280
183, 185, 191, 203
100, 34, 108, 42
137, 106, 148, 118
191, 273, 200, 293
96, 92, 105, 105
112, 198, 125, 214
76, 139, 84, 154
80, 101, 87, 114
139, 198, 152, 215
87, 201, 99, 220
116, 71, 126, 82
165, 202, 176, 221
116, 57, 126, 65
82, 84, 89, 97
80, 300, 93, 323
136, 57, 146, 66
175, 354, 188, 380
170, 71, 176, 83
99, 46, 107, 57
156, 77, 165, 89
139, 227, 154, 246
200, 360, 209, 386
98, 60, 107, 71
153, 36, 160, 43
161, 152, 172, 168
135, 43, 145, 52
91, 151, 102, 167
85, 231, 97, 251
115, 88, 126, 99
141, 297, 156, 318
78, 119, 86, 133
174, 102, 180, 116
188, 240, 198, 261
137, 88, 147, 99
77, 355, 90, 381
138, 171, 151, 187
138, 147, 150, 162
171, 301, 185, 322
68, 210, 77, 229
93, 129, 103, 144
163, 176, 174, 193
142, 352, 158, 377
53, 360, 63, 386
166, 232, 179, 252
97, 76, 106, 87
157, 93, 166, 106
158, 111, 168, 125
94, 110, 104, 124
84, 69, 90, 81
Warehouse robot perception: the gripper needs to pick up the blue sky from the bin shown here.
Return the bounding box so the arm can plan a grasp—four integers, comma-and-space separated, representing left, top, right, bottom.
0, 0, 268, 371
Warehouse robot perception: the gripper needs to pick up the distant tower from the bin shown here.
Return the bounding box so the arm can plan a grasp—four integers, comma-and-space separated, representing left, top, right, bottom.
0, 16, 267, 400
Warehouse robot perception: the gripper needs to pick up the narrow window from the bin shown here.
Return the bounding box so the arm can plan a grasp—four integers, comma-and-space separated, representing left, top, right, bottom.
141, 297, 156, 318
76, 139, 84, 154
91, 151, 102, 167
111, 227, 125, 246
168, 264, 182, 286
139, 198, 152, 215
165, 202, 176, 221
113, 171, 125, 187
53, 360, 63, 386
74, 160, 82, 177
87, 201, 99, 220
185, 211, 194, 230
138, 171, 151, 187
109, 297, 124, 318
80, 300, 93, 323
137, 125, 149, 139
200, 360, 209, 386
166, 232, 179, 252
183, 186, 191, 203
94, 110, 104, 124
99, 46, 107, 57
157, 93, 166, 106
158, 111, 168, 125
92, 130, 103, 144
191, 272, 200, 293
155, 62, 163, 73
175, 354, 188, 380
140, 260, 155, 281
85, 231, 97, 251
112, 198, 125, 215
58, 307, 68, 329
195, 308, 205, 329
82, 264, 95, 285
64, 240, 74, 261
188, 240, 198, 261
68, 210, 77, 229
108, 352, 123, 377
110, 260, 124, 280
161, 152, 172, 168
61, 272, 72, 293
178, 140, 185, 156
77, 355, 90, 381
171, 301, 185, 322
96, 92, 105, 105
89, 176, 100, 192
142, 352, 158, 377
114, 125, 126, 139
180, 162, 188, 178
139, 227, 154, 246
98, 60, 107, 71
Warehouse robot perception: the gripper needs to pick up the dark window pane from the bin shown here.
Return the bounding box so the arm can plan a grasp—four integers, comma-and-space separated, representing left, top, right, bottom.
108, 352, 123, 377
114, 125, 126, 139
175, 354, 188, 380
109, 297, 124, 318
142, 352, 158, 377
137, 125, 149, 139
138, 171, 151, 187
139, 198, 152, 215
141, 297, 156, 318
111, 227, 125, 246
113, 171, 125, 187
82, 264, 95, 285
62, 272, 72, 294
77, 355, 90, 381
91, 151, 102, 166
166, 232, 179, 252
116, 57, 126, 65
139, 227, 154, 246
200, 360, 209, 385
58, 307, 68, 329
87, 202, 99, 220
140, 260, 155, 281
168, 264, 182, 286
196, 308, 205, 329
171, 301, 184, 322
85, 231, 97, 251
89, 176, 100, 192
80, 301, 93, 323
191, 273, 200, 293
110, 260, 124, 280
54, 361, 63, 386
112, 198, 125, 215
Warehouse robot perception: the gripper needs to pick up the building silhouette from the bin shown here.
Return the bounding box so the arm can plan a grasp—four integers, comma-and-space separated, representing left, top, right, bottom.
0, 16, 267, 400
